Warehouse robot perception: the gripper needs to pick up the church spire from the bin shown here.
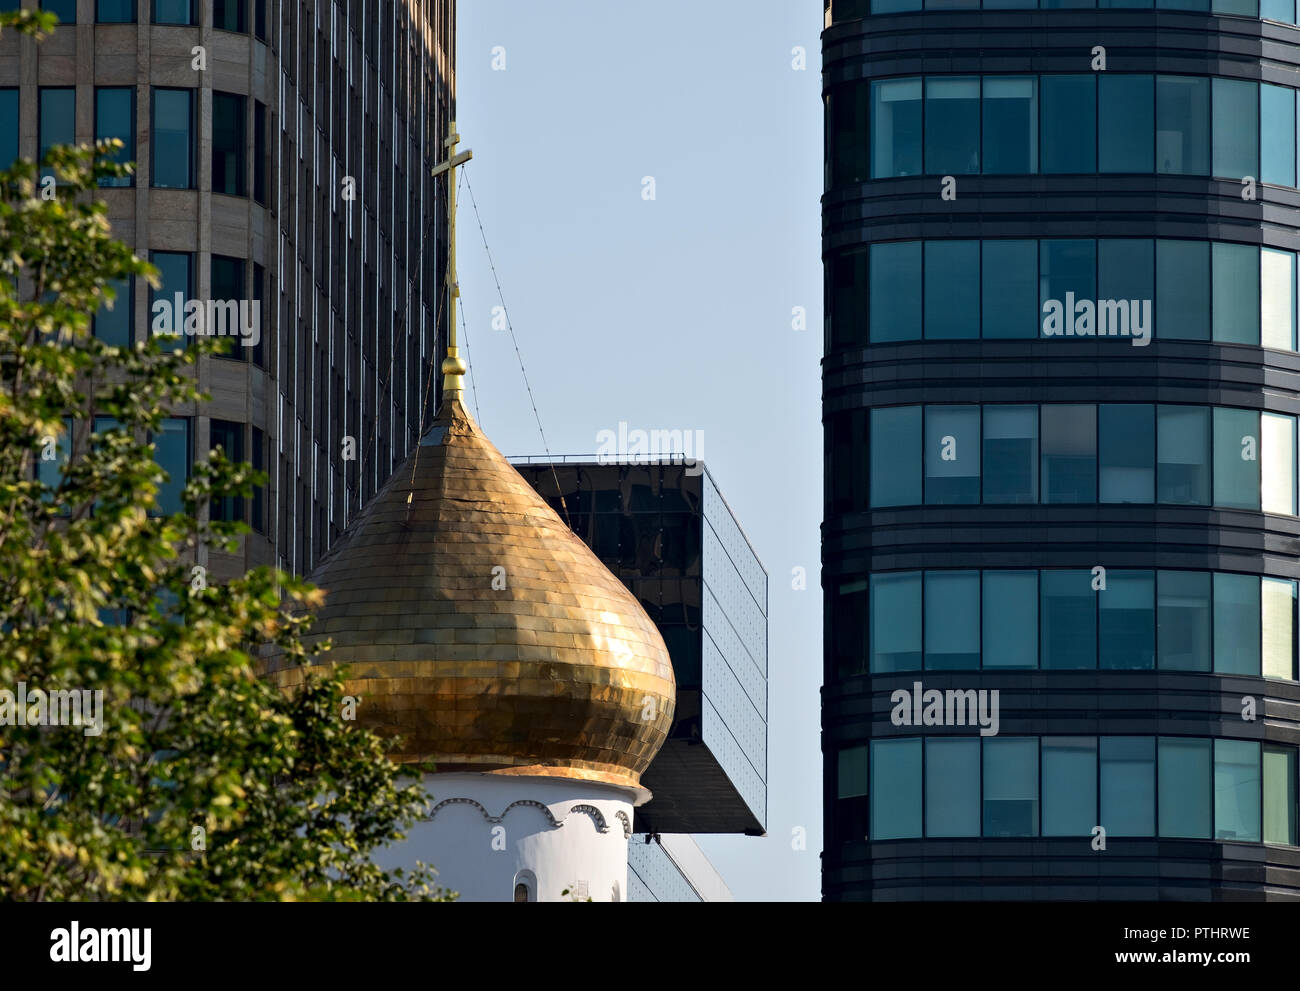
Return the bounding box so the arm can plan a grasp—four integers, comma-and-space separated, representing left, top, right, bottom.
432, 121, 473, 396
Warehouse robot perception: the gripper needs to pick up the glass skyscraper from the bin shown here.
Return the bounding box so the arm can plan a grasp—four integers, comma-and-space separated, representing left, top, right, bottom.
823, 0, 1300, 899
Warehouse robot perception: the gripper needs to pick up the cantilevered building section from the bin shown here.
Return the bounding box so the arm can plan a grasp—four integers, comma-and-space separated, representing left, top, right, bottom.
823, 0, 1300, 899
4, 0, 455, 582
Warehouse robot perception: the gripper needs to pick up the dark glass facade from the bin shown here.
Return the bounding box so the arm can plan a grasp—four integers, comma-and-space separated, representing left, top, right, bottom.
823, 0, 1300, 899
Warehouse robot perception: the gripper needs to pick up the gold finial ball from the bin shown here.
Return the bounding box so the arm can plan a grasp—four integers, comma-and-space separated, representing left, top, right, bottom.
441, 354, 468, 376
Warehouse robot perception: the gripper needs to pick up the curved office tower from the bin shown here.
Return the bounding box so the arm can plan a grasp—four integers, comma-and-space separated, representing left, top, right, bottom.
822, 0, 1300, 899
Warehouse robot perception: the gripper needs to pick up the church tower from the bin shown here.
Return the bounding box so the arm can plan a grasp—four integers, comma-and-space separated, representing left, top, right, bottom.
262, 126, 676, 902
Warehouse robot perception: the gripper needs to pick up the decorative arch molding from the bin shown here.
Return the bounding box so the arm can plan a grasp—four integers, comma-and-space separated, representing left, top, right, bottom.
428, 796, 626, 835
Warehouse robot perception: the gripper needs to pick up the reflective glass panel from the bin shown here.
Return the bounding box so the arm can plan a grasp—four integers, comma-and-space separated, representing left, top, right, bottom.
1101, 737, 1155, 836
1212, 407, 1260, 510
1041, 404, 1096, 503
1214, 572, 1261, 675
870, 571, 921, 672
1261, 412, 1295, 515
1158, 571, 1212, 672
1260, 248, 1296, 351
1157, 405, 1210, 505
1156, 239, 1210, 341
983, 737, 1039, 837
870, 241, 921, 341
1261, 84, 1296, 188
1156, 75, 1210, 176
1042, 737, 1097, 836
1041, 570, 1096, 669
982, 240, 1038, 339
926, 738, 981, 837
872, 78, 922, 178
983, 570, 1038, 669
1100, 570, 1154, 669
924, 240, 979, 339
870, 405, 922, 506
1261, 577, 1296, 680
1040, 75, 1096, 173
925, 571, 979, 670
871, 738, 922, 839
1159, 737, 1212, 839
925, 405, 980, 504
983, 77, 1038, 174
925, 77, 980, 175
1099, 404, 1154, 503
1211, 78, 1257, 180
1263, 745, 1298, 845
982, 405, 1038, 503
1212, 242, 1260, 344
1100, 75, 1154, 173
1214, 739, 1260, 842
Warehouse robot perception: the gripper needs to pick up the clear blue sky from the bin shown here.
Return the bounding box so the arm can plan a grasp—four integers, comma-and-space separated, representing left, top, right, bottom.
455, 0, 824, 901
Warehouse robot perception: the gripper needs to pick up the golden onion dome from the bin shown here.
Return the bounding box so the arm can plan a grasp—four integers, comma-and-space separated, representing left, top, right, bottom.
262, 396, 676, 794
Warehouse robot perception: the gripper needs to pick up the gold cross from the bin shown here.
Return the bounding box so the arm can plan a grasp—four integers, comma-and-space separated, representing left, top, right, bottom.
431, 122, 472, 395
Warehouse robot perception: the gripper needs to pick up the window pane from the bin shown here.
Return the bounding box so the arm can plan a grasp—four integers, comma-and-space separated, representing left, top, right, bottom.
153, 418, 190, 516
1159, 737, 1212, 839
1098, 239, 1154, 344
925, 405, 980, 504
1041, 404, 1096, 503
1261, 413, 1295, 515
983, 570, 1038, 669
983, 737, 1039, 837
39, 88, 74, 180
1212, 0, 1257, 12
1213, 407, 1260, 510
1215, 739, 1260, 842
0, 89, 18, 171
97, 0, 135, 21
924, 240, 979, 339
926, 739, 980, 837
832, 579, 869, 678
870, 405, 922, 507
1263, 746, 1298, 846
1101, 737, 1155, 836
253, 101, 267, 203
1042, 737, 1097, 836
1100, 75, 1154, 173
1099, 571, 1154, 669
1210, 242, 1260, 344
1261, 0, 1296, 18
95, 88, 133, 188
983, 76, 1038, 174
1156, 75, 1210, 176
43, 0, 74, 22
871, 572, 921, 672
150, 251, 191, 349
829, 248, 868, 350
153, 0, 192, 24
1214, 572, 1261, 675
829, 409, 869, 513
1040, 239, 1096, 338
870, 738, 922, 840
1156, 240, 1210, 340
1158, 571, 1212, 671
983, 405, 1038, 503
925, 571, 979, 669
837, 745, 870, 843
36, 417, 71, 492
1211, 78, 1258, 180
1042, 570, 1097, 669
872, 78, 922, 178
212, 92, 246, 196
213, 0, 246, 31
1099, 404, 1154, 503
872, 0, 920, 11
93, 277, 131, 348
1261, 578, 1296, 680
1040, 75, 1096, 173
870, 241, 921, 342
1261, 248, 1296, 351
982, 240, 1038, 338
925, 77, 980, 175
1157, 405, 1210, 505
831, 82, 870, 186
152, 89, 193, 189
209, 419, 245, 522
1261, 84, 1296, 188
210, 255, 246, 360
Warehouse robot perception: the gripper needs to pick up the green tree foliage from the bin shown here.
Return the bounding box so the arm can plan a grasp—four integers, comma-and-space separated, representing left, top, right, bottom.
0, 12, 449, 901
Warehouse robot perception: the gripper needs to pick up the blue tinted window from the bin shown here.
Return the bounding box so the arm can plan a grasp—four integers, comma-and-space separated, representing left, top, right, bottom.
97, 0, 135, 21
1159, 737, 1212, 839
925, 77, 980, 175
153, 0, 193, 24
983, 738, 1039, 837
36, 417, 72, 494
1261, 84, 1296, 188
870, 241, 921, 341
94, 278, 132, 347
212, 91, 246, 196
1158, 571, 1212, 671
0, 89, 16, 171
870, 738, 922, 839
872, 78, 922, 178
983, 405, 1038, 503
1040, 240, 1096, 337
150, 251, 192, 349
924, 240, 979, 338
213, 0, 246, 31
925, 405, 980, 504
983, 570, 1037, 668
830, 83, 871, 186
1263, 746, 1298, 846
1260, 0, 1295, 18
870, 571, 921, 672
1098, 239, 1153, 343
1214, 572, 1260, 675
926, 739, 980, 836
1042, 737, 1096, 835
982, 240, 1038, 338
1041, 570, 1096, 669
872, 0, 920, 10
1215, 740, 1260, 842
1213, 407, 1260, 510
1099, 403, 1154, 503
1099, 75, 1153, 173
983, 77, 1037, 174
925, 571, 979, 669
1101, 737, 1155, 836
152, 88, 193, 189
1100, 570, 1154, 669
39, 88, 74, 181
1212, 0, 1257, 14
829, 249, 868, 350
1157, 405, 1211, 505
1212, 78, 1257, 180
152, 418, 190, 516
43, 0, 75, 22
1212, 242, 1260, 344
1040, 75, 1096, 173
1157, 76, 1210, 175
95, 87, 134, 188
870, 405, 922, 506
1157, 239, 1210, 340
1041, 404, 1096, 503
